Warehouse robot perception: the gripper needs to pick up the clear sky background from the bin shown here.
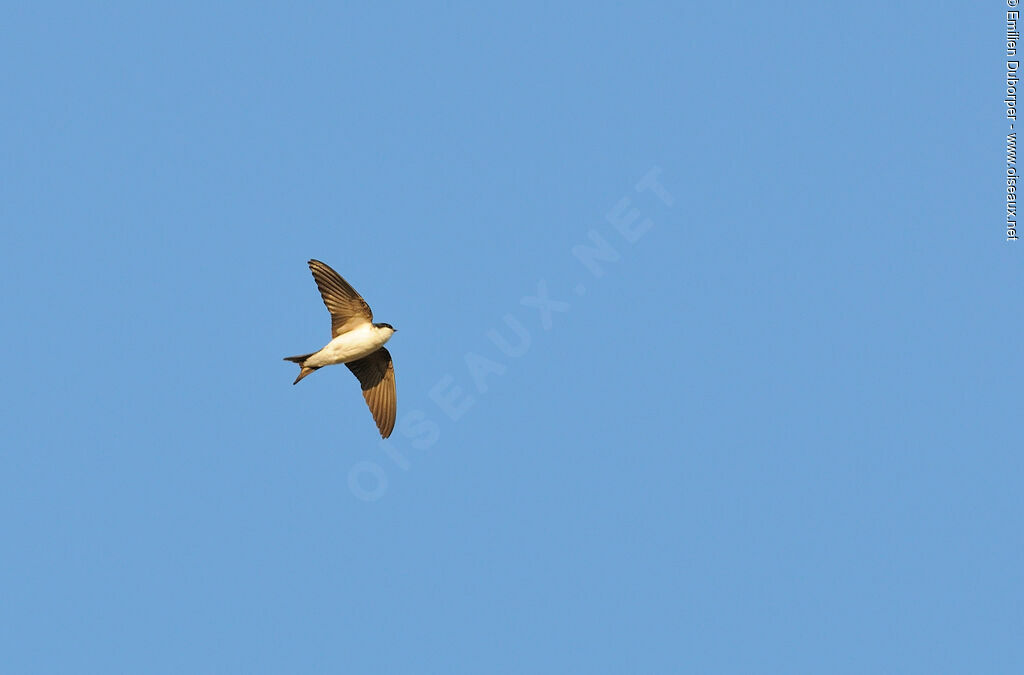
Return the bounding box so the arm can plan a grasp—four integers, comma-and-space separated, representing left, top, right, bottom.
0, 3, 1015, 673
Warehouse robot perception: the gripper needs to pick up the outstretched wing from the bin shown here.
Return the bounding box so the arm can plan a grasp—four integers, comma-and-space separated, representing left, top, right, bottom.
345, 348, 397, 438
308, 259, 373, 336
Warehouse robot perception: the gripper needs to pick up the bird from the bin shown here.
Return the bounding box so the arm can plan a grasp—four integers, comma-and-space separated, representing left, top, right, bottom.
284, 259, 397, 438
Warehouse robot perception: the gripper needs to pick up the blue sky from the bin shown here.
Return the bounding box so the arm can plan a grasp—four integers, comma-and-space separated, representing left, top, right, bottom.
0, 2, 1014, 673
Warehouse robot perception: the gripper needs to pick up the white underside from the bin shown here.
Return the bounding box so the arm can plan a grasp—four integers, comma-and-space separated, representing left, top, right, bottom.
305, 323, 393, 368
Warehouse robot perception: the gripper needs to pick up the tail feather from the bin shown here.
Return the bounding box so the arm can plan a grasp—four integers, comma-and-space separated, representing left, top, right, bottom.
284, 352, 319, 384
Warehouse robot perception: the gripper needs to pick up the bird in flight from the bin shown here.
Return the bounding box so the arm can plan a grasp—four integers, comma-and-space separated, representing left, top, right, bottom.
284, 259, 397, 438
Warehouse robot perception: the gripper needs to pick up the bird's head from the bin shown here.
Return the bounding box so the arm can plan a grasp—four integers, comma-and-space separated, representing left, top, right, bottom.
374, 322, 396, 337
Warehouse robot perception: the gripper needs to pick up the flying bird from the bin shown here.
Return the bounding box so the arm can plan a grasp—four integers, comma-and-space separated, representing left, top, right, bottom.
284, 259, 397, 438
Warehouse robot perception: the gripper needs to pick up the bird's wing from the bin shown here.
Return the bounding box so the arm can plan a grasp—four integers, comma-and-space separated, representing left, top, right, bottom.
346, 348, 396, 438
308, 259, 373, 337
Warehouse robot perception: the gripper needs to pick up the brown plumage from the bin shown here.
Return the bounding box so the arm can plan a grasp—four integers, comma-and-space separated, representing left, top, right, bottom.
284, 259, 398, 438
345, 348, 396, 438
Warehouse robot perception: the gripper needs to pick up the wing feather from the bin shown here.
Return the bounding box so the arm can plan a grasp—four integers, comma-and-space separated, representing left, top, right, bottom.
308, 259, 373, 336
345, 348, 396, 438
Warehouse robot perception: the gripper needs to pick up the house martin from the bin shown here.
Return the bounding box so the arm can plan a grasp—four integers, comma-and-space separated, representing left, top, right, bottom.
285, 259, 397, 438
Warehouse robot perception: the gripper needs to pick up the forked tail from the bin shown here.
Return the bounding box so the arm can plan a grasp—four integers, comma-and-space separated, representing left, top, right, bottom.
283, 352, 318, 385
